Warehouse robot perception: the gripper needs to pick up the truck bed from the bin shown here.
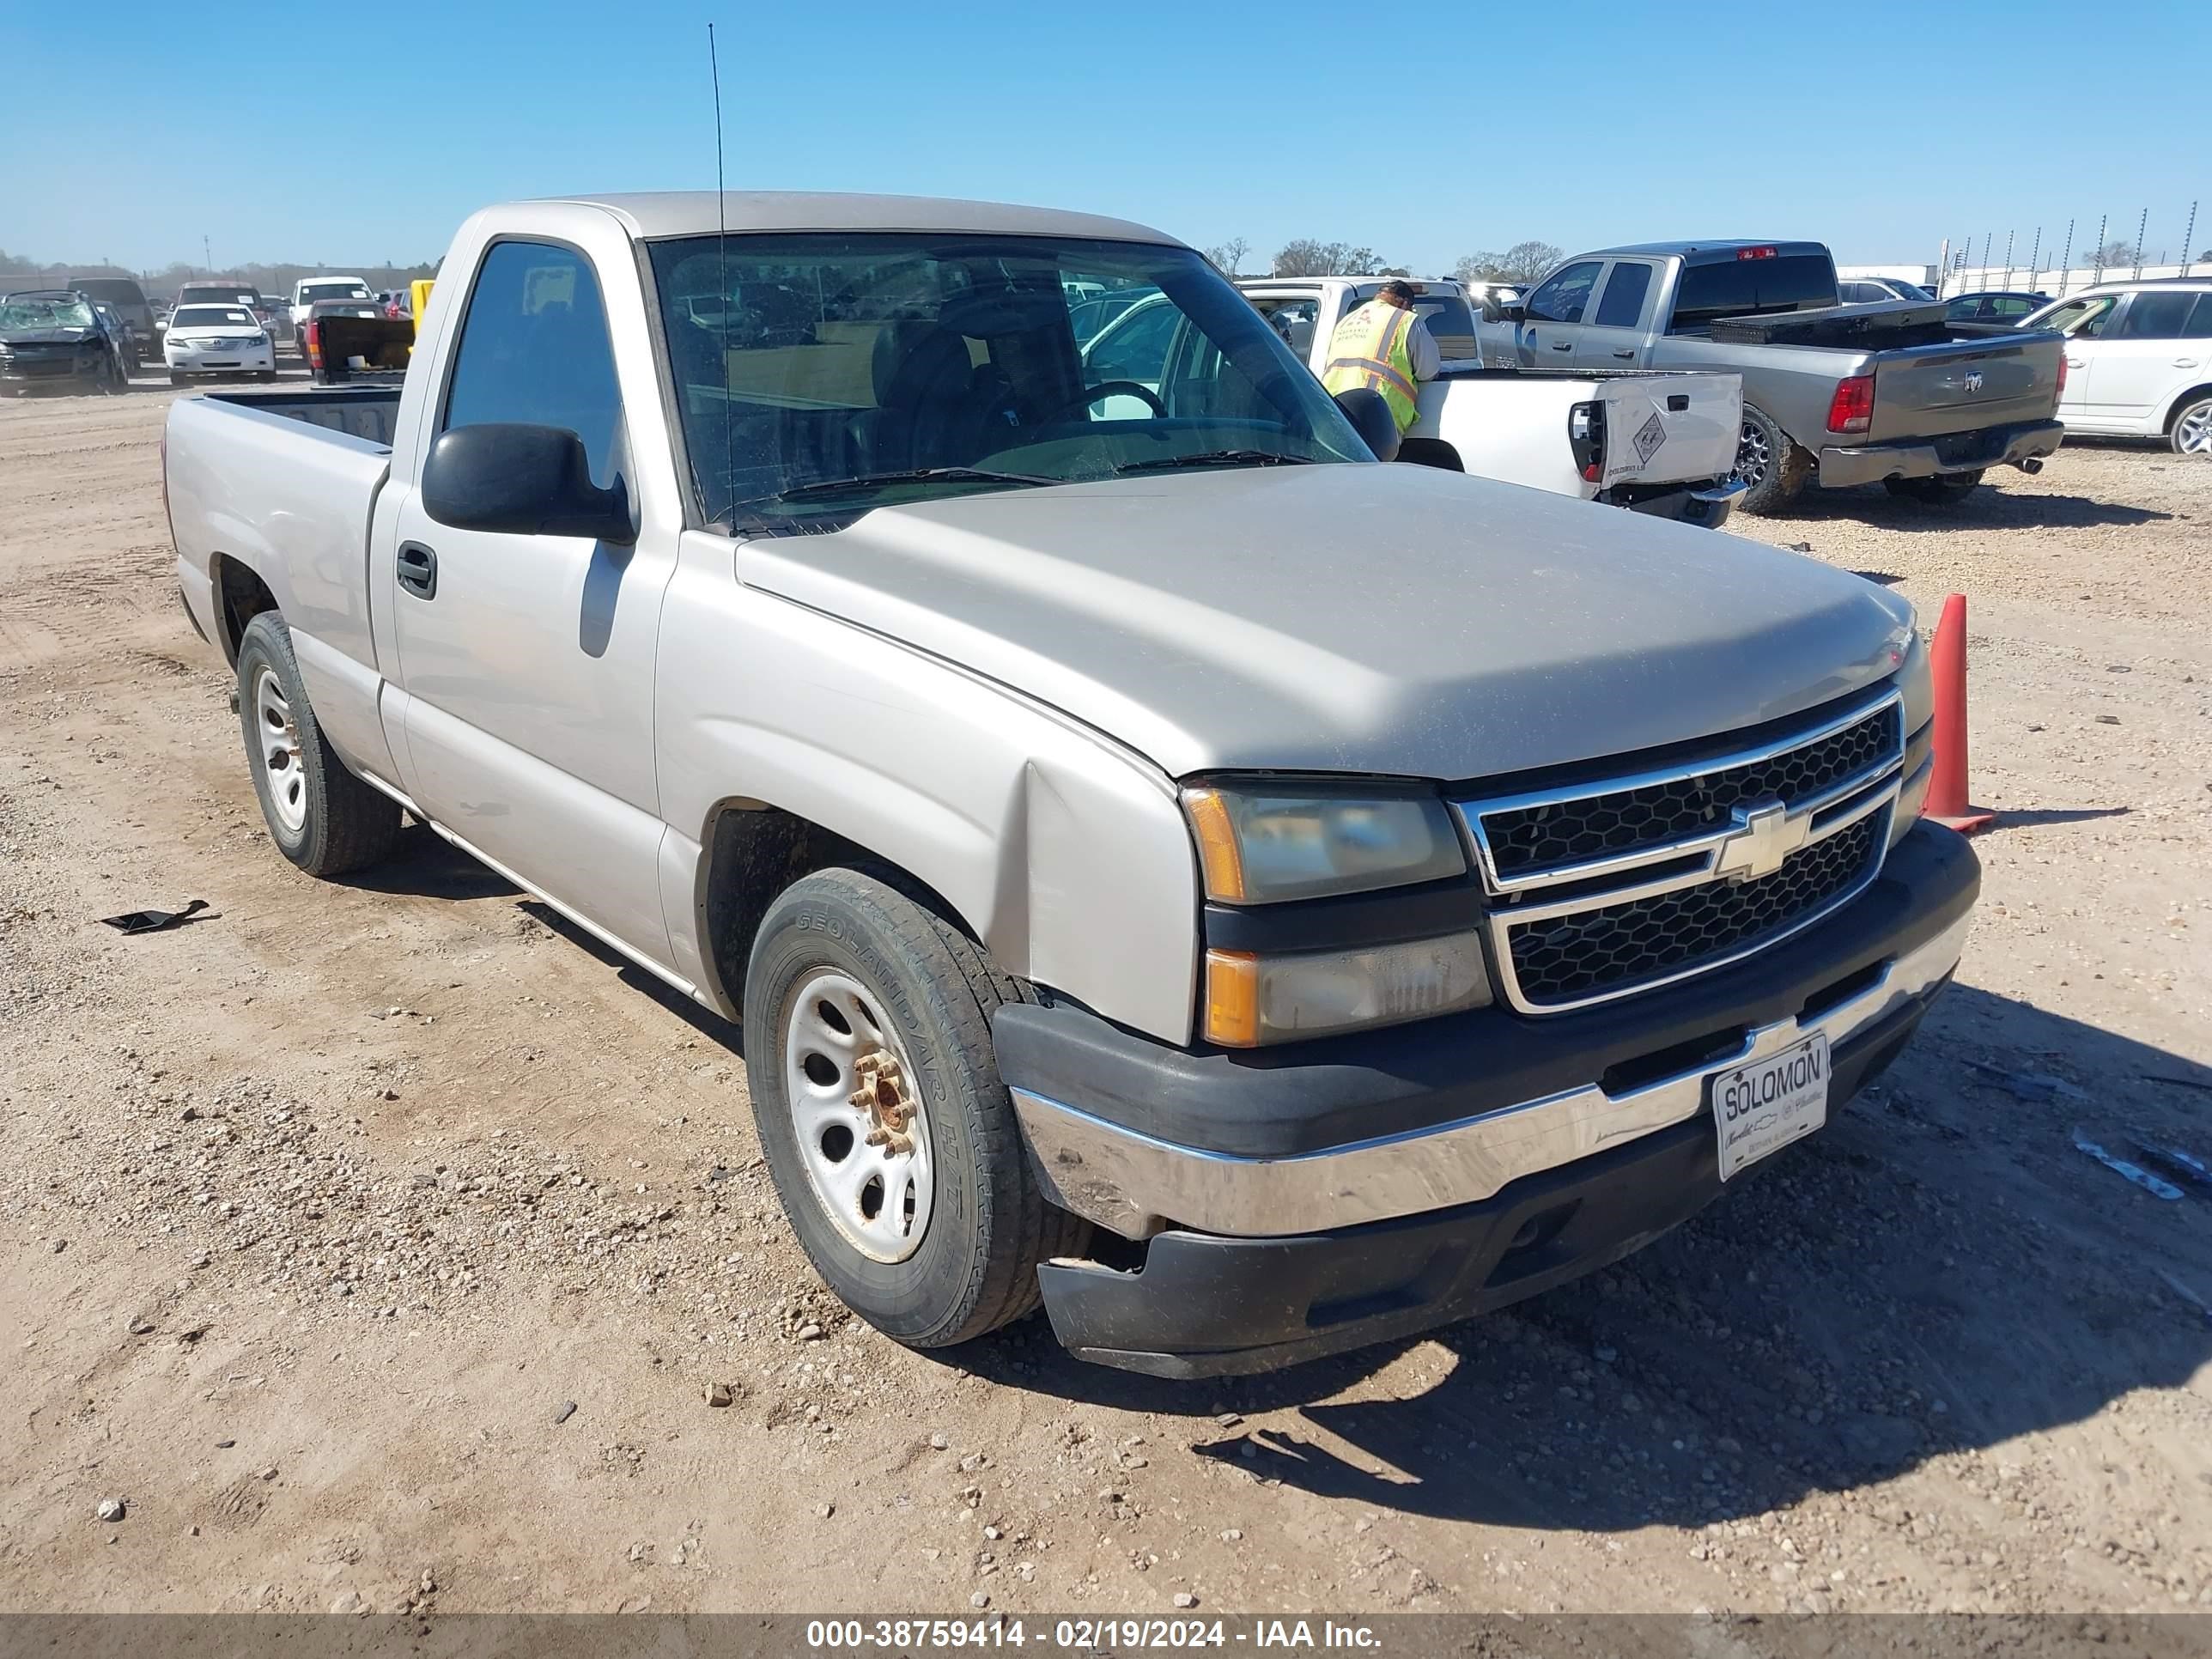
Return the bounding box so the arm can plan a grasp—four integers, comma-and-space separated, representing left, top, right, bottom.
198, 386, 401, 447
165, 387, 400, 779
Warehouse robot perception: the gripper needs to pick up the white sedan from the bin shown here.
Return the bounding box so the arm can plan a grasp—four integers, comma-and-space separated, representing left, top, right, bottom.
163, 304, 276, 384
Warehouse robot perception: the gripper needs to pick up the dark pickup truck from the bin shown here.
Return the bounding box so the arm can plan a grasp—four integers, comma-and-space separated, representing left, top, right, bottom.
1479, 240, 2065, 513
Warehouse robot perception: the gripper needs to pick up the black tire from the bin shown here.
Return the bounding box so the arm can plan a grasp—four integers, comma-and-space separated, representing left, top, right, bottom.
2169, 392, 2212, 458
1884, 469, 1984, 505
168, 371, 185, 386
234, 611, 399, 877
742, 867, 1087, 1349
255, 369, 277, 383
1730, 404, 1810, 514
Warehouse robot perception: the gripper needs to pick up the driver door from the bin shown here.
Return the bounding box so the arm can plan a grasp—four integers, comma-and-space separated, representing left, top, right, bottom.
386, 233, 682, 965
1513, 259, 1604, 367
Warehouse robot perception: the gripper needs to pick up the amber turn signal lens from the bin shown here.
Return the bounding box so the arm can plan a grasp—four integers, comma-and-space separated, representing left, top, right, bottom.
1202, 949, 1261, 1048
1182, 787, 1247, 902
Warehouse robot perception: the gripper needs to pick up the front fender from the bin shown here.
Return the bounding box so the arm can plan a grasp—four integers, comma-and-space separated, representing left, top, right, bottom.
654, 545, 1200, 1044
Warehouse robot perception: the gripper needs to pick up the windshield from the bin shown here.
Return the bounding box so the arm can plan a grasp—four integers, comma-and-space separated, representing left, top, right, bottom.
181, 287, 258, 307
647, 232, 1368, 528
172, 306, 258, 328
0, 296, 95, 330
301, 281, 371, 302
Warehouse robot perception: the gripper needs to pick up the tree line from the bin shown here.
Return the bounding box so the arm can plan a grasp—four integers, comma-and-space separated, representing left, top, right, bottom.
0, 247, 441, 296
1203, 237, 1564, 286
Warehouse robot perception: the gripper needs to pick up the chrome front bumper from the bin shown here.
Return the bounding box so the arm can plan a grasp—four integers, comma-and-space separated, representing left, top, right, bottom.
1013, 910, 1968, 1241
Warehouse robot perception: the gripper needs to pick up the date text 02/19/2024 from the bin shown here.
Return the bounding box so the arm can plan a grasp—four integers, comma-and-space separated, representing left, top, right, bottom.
804, 1618, 1383, 1650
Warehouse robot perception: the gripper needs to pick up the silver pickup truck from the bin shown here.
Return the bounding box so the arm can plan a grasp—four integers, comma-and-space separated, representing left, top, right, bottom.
1481, 240, 2066, 513
164, 191, 1978, 1376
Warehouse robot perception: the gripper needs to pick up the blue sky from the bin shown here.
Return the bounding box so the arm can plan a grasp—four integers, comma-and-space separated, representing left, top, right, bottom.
5, 0, 2205, 275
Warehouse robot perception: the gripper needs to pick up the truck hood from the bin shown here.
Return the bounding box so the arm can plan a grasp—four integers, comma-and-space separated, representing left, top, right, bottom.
738, 463, 1914, 781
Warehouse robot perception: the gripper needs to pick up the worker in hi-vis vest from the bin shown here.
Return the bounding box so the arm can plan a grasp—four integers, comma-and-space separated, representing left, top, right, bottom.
1321, 279, 1440, 435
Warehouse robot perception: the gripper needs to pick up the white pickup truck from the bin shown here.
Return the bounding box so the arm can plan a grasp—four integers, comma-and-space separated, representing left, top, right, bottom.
164, 191, 1976, 1376
1219, 276, 1747, 524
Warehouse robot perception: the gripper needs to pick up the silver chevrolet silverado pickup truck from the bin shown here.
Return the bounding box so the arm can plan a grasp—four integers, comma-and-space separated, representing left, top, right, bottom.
164, 192, 1978, 1376
1480, 240, 2065, 514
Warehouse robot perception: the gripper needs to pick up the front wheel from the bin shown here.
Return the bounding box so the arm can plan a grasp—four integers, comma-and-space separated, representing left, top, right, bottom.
2171, 394, 2212, 458
1884, 469, 1984, 505
1730, 405, 1809, 514
234, 612, 399, 876
741, 867, 1086, 1349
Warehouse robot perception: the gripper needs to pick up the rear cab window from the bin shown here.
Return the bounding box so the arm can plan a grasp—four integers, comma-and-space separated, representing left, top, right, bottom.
1667, 250, 1837, 334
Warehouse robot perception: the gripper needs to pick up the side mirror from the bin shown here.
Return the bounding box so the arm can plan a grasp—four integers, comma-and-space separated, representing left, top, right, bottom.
422, 423, 636, 545
1334, 387, 1401, 463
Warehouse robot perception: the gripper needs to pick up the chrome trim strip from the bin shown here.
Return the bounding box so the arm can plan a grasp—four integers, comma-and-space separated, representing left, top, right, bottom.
1458, 689, 1904, 896
1013, 911, 1969, 1241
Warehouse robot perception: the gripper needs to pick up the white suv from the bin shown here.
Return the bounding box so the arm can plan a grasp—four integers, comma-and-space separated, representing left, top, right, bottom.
2021, 280, 2212, 456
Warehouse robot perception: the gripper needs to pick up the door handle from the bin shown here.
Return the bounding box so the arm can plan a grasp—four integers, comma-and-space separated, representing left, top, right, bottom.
1551, 341, 1573, 351
2176, 358, 2202, 368
1613, 349, 1636, 359
396, 541, 438, 599
2066, 357, 2086, 368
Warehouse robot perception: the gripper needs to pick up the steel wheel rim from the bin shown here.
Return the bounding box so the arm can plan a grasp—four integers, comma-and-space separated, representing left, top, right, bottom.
253, 665, 308, 835
1734, 419, 1771, 486
2179, 400, 2212, 456
781, 969, 934, 1264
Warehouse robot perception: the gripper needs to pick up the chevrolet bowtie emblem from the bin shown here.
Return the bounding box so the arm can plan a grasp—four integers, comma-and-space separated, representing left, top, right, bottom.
1714, 800, 1809, 882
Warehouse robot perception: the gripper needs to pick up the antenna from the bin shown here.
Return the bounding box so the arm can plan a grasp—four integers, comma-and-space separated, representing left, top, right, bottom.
708, 22, 734, 530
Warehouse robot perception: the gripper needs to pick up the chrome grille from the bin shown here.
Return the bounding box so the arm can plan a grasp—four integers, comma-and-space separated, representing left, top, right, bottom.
1481, 702, 1899, 880
1506, 814, 1885, 1007
1456, 690, 1906, 1014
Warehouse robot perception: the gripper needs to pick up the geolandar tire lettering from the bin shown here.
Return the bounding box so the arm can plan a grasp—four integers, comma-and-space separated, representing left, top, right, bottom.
741, 866, 1087, 1347
234, 611, 400, 878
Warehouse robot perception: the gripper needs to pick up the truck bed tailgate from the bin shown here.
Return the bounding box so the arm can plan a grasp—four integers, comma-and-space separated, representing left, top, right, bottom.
1598, 372, 1741, 488
1866, 331, 2062, 443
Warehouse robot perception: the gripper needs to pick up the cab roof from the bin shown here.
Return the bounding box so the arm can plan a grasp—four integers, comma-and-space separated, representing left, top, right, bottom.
533, 191, 1182, 248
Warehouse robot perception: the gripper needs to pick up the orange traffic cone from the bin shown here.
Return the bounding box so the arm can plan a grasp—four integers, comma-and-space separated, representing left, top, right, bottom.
1923, 592, 1994, 834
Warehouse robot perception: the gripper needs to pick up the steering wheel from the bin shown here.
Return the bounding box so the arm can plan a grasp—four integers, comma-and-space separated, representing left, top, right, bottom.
1043, 380, 1167, 421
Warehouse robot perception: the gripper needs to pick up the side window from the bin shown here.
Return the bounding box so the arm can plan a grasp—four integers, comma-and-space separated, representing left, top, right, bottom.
2115, 291, 2197, 339
2035, 296, 2118, 338
441, 240, 623, 488
1082, 295, 1177, 384
1593, 262, 1654, 329
2184, 295, 2212, 339
1992, 296, 2035, 319
1525, 261, 1603, 325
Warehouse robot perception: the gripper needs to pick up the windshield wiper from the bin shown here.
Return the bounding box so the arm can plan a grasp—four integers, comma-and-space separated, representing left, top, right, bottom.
753, 465, 1064, 507
1110, 449, 1315, 476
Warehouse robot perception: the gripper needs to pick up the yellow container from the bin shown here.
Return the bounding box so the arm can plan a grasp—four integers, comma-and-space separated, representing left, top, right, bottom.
410, 279, 435, 337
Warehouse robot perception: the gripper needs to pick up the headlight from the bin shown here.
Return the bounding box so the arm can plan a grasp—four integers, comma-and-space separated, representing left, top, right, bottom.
1181, 783, 1466, 904
1204, 933, 1491, 1046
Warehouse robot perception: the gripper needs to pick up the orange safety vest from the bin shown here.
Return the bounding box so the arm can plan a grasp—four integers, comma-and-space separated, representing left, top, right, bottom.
1322, 300, 1421, 432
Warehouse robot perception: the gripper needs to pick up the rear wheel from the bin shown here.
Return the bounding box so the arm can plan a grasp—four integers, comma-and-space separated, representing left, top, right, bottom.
1730, 404, 1809, 514
1884, 469, 1984, 505
234, 612, 399, 877
2171, 394, 2212, 458
742, 867, 1086, 1349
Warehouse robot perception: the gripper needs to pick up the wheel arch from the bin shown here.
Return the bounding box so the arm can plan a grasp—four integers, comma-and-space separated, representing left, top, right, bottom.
210, 552, 280, 666
692, 799, 980, 1024
2163, 382, 2212, 432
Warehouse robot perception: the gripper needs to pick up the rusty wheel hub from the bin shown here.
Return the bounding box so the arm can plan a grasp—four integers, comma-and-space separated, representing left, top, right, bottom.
850, 1048, 916, 1158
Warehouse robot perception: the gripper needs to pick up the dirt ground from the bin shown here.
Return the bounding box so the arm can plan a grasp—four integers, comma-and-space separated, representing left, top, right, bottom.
2, 384, 2209, 1620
